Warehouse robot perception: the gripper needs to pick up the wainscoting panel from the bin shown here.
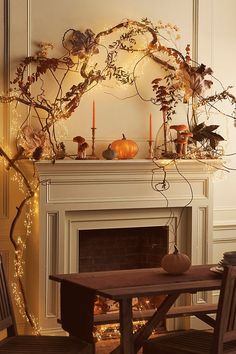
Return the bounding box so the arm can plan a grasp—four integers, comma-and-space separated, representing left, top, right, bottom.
213, 208, 236, 263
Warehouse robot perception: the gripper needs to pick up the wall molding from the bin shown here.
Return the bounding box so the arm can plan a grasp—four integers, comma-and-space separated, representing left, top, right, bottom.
1, 0, 32, 219
45, 212, 58, 319
213, 208, 236, 227
213, 208, 236, 243
0, 0, 10, 219
192, 0, 199, 64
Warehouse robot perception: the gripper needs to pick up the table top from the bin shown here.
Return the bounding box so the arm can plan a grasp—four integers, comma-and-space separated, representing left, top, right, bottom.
50, 265, 222, 300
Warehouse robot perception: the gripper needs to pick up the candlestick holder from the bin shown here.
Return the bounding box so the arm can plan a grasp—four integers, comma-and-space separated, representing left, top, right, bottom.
88, 127, 99, 160
146, 139, 154, 159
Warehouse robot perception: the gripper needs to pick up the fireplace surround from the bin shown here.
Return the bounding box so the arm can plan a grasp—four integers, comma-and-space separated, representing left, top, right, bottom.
36, 159, 220, 334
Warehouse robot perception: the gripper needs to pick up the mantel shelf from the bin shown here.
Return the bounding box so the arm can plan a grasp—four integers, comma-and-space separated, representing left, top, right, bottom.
36, 158, 223, 176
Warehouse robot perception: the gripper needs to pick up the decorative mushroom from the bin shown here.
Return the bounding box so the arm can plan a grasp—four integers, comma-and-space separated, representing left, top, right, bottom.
179, 132, 193, 155
169, 124, 188, 140
169, 125, 192, 156
73, 136, 89, 159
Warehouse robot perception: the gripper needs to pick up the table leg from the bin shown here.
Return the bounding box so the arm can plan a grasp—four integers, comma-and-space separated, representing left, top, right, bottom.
110, 298, 134, 354
120, 298, 134, 354
110, 294, 179, 354
134, 293, 179, 352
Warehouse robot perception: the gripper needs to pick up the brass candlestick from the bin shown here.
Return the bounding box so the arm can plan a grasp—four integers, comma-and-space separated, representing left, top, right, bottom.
146, 140, 154, 159
88, 127, 99, 159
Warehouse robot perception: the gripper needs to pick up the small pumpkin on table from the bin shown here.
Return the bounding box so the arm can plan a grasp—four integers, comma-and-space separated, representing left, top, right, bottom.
161, 245, 191, 275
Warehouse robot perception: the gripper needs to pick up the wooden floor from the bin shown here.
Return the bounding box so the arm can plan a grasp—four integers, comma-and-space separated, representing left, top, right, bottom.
96, 338, 143, 353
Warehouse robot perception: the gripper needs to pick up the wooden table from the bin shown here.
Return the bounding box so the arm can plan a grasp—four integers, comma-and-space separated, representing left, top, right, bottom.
50, 265, 222, 354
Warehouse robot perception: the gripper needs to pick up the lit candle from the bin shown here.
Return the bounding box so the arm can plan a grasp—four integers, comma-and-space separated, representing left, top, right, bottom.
149, 113, 152, 141
92, 100, 96, 129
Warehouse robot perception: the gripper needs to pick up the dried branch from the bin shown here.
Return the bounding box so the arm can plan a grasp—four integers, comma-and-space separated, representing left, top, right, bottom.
0, 146, 38, 329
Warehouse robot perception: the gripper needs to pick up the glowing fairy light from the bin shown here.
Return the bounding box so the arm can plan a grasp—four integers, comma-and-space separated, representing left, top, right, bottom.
30, 192, 39, 216
11, 208, 41, 334
0, 95, 16, 103
11, 110, 22, 135
93, 319, 151, 341
10, 169, 31, 194
0, 146, 41, 334
11, 195, 41, 334
53, 120, 69, 143
11, 281, 41, 335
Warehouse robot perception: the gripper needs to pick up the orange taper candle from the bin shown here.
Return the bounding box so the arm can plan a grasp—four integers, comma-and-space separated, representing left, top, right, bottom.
149, 113, 152, 141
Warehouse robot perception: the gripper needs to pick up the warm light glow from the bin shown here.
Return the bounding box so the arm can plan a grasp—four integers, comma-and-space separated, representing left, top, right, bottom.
11, 172, 25, 194
5, 152, 41, 334
12, 280, 40, 334
34, 192, 39, 215
94, 319, 149, 341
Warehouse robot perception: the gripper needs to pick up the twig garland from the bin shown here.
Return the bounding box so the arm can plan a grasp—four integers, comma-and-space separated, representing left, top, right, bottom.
0, 18, 236, 335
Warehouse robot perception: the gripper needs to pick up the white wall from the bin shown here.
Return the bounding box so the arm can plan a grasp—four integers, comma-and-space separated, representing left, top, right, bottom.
25, 0, 193, 158
198, 0, 236, 262
199, 0, 236, 208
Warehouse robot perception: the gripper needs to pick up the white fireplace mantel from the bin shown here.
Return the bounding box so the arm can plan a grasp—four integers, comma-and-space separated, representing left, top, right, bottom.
36, 159, 220, 334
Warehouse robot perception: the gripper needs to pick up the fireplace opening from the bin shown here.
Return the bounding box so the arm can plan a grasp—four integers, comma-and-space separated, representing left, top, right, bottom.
79, 225, 168, 272
78, 225, 169, 326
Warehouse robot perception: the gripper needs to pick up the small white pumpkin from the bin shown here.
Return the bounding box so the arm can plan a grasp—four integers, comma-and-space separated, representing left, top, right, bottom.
161, 245, 191, 275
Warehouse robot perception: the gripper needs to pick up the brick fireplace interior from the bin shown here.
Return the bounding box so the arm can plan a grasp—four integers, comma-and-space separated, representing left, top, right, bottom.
79, 226, 168, 272
78, 225, 169, 323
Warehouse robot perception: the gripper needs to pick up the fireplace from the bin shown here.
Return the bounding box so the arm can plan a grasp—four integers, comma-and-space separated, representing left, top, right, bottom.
36, 159, 220, 334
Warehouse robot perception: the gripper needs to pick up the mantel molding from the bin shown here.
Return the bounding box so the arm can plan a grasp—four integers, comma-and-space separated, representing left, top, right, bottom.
36, 159, 223, 176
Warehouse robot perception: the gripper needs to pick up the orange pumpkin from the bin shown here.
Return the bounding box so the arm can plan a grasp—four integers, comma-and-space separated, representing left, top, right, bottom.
111, 134, 138, 159
161, 245, 191, 275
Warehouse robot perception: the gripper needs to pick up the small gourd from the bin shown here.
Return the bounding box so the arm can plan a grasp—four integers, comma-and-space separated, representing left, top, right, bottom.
111, 133, 138, 159
102, 144, 116, 160
161, 245, 191, 275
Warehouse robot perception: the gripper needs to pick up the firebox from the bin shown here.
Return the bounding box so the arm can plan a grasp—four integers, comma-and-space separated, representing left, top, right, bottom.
78, 226, 168, 326
79, 226, 168, 272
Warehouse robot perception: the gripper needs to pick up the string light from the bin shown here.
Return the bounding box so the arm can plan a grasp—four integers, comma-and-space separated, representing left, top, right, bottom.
92, 295, 163, 341
12, 281, 40, 334
0, 145, 41, 334
93, 317, 160, 342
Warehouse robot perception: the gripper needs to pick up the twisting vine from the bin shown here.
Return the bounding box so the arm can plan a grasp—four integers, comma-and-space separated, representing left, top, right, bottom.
0, 147, 40, 332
